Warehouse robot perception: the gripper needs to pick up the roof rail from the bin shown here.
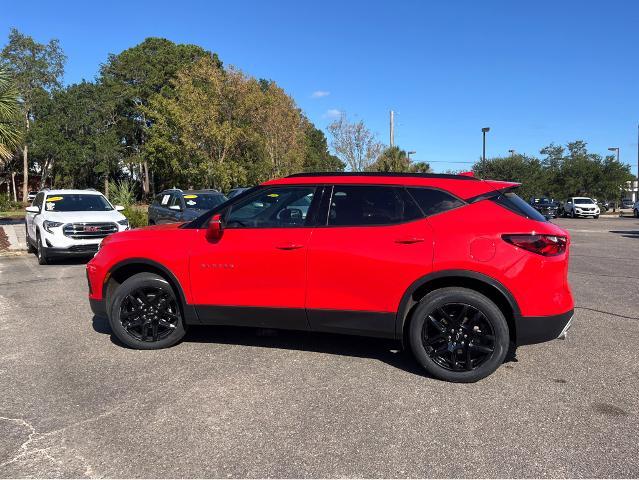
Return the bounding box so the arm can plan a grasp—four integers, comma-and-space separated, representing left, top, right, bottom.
285, 172, 478, 181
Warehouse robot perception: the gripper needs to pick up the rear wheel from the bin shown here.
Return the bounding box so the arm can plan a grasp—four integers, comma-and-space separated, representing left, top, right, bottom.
108, 272, 186, 349
409, 287, 509, 383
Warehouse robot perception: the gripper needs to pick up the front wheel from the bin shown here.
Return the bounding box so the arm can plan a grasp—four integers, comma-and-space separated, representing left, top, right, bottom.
36, 233, 49, 265
634, 209, 638, 218
594, 215, 599, 219
408, 288, 509, 383
108, 272, 187, 349
570, 209, 576, 218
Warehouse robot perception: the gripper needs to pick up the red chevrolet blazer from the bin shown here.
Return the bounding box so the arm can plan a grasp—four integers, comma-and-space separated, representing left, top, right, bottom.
87, 173, 574, 382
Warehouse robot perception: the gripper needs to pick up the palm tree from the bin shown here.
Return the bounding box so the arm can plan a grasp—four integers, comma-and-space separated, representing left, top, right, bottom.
0, 66, 20, 162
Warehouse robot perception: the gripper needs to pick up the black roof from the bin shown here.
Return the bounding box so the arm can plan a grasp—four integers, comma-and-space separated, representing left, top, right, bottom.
286, 172, 478, 181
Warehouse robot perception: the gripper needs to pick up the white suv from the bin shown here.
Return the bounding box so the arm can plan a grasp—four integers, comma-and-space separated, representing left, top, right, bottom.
25, 189, 129, 264
561, 196, 600, 219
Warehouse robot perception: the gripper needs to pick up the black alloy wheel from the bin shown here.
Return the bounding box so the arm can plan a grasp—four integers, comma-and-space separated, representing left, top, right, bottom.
409, 287, 509, 382
109, 272, 187, 349
119, 286, 179, 342
421, 303, 495, 372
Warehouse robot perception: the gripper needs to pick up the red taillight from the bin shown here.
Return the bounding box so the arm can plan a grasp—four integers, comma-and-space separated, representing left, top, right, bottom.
502, 234, 567, 256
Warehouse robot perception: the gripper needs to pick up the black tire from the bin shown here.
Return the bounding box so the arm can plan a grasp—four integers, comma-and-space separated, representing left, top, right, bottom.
36, 232, 49, 265
594, 215, 599, 219
634, 209, 638, 218
570, 209, 575, 218
408, 287, 509, 383
108, 272, 186, 349
25, 225, 36, 254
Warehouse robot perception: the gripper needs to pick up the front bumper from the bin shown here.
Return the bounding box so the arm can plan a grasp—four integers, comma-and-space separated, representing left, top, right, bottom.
515, 309, 574, 346
43, 244, 99, 257
89, 298, 107, 317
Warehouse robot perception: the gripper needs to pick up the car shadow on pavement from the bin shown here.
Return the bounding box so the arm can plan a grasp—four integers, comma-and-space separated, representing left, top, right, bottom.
92, 315, 517, 378
609, 230, 639, 239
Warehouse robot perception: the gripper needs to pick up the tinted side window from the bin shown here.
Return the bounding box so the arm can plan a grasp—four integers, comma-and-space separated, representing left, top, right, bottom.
169, 194, 182, 209
406, 188, 464, 216
152, 194, 164, 206
492, 191, 547, 222
226, 186, 317, 228
327, 186, 422, 226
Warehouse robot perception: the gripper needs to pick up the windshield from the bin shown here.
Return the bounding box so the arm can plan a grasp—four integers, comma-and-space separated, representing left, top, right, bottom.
574, 198, 594, 204
44, 194, 113, 212
183, 193, 227, 210
533, 198, 553, 204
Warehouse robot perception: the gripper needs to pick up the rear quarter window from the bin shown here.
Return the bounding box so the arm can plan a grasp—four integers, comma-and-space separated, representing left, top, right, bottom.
492, 191, 547, 221
405, 188, 465, 216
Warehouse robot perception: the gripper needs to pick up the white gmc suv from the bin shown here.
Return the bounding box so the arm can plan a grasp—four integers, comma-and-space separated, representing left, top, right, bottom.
25, 189, 129, 264
561, 196, 600, 219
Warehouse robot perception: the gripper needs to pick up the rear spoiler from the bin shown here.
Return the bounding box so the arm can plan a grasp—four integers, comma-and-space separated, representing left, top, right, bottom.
466, 180, 521, 204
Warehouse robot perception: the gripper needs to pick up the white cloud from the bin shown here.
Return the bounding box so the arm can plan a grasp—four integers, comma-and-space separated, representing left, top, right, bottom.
323, 109, 342, 119
311, 90, 330, 98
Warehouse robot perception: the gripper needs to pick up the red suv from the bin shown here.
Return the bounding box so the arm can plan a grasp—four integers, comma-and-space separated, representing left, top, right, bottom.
87, 173, 574, 382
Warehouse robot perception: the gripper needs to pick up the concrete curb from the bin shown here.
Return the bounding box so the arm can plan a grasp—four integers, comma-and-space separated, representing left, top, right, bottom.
0, 225, 27, 251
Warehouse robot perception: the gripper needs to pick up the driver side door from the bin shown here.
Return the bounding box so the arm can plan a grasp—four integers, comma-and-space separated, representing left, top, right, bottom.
188, 185, 320, 329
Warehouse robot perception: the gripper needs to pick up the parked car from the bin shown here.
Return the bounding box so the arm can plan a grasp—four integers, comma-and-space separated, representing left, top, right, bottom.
561, 197, 600, 218
27, 191, 37, 202
148, 189, 227, 225
25, 189, 129, 264
227, 187, 252, 199
618, 198, 637, 217
529, 197, 559, 218
87, 173, 574, 383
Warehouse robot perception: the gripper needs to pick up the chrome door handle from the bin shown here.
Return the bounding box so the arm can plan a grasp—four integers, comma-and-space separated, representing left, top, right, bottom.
395, 237, 424, 244
276, 243, 304, 250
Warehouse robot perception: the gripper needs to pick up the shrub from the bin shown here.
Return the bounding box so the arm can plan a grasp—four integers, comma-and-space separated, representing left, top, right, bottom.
123, 205, 148, 229
0, 194, 22, 212
110, 180, 136, 208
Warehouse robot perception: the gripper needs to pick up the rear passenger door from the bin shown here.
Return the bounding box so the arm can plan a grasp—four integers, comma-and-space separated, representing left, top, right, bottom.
305, 185, 434, 338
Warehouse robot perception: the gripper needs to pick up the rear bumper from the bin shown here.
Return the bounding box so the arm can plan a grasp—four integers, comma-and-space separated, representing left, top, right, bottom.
515, 309, 574, 346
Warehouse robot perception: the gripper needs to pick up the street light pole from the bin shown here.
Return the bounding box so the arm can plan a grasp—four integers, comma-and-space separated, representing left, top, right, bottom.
482, 127, 490, 162
508, 149, 515, 157
407, 150, 416, 161
608, 147, 620, 163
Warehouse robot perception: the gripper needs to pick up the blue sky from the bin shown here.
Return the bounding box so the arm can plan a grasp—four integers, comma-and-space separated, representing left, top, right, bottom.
2, 0, 638, 173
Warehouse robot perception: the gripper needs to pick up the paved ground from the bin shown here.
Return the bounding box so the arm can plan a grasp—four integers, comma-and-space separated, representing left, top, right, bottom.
0, 216, 638, 478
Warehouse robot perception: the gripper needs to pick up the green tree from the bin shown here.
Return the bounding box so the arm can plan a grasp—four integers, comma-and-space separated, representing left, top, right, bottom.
0, 65, 20, 162
1, 28, 66, 201
301, 120, 344, 172
29, 82, 121, 190
473, 154, 546, 199
99, 38, 215, 196
368, 146, 432, 173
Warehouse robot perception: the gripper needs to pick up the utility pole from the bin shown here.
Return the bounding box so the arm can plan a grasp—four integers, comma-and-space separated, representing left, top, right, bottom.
390, 110, 395, 147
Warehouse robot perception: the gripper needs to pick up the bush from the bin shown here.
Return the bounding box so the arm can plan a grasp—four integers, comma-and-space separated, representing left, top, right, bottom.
0, 195, 22, 212
123, 205, 148, 229
110, 180, 136, 208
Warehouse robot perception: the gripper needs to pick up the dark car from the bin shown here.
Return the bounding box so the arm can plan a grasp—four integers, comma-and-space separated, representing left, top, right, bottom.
529, 197, 559, 218
148, 189, 227, 225
227, 187, 251, 199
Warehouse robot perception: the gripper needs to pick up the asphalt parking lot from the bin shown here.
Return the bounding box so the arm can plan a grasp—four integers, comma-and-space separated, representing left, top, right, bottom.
1, 216, 638, 478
